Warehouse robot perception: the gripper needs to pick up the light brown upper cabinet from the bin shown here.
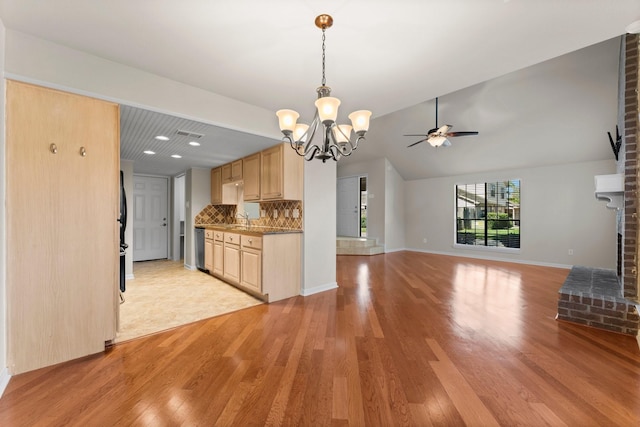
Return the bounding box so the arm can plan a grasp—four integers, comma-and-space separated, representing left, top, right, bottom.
222, 159, 243, 183
221, 163, 232, 183
260, 143, 303, 200
243, 152, 261, 201
211, 167, 222, 204
6, 80, 119, 374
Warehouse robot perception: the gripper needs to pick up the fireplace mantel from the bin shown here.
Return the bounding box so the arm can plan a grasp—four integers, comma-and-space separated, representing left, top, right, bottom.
595, 173, 624, 210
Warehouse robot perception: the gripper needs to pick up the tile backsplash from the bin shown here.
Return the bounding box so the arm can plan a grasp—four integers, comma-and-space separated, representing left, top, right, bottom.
195, 200, 303, 230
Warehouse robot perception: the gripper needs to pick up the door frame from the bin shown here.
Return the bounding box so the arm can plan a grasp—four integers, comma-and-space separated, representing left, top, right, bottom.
132, 173, 170, 261
337, 175, 364, 237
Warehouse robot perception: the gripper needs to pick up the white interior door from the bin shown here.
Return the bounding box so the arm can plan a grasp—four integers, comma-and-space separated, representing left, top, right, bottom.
133, 175, 169, 261
337, 176, 360, 237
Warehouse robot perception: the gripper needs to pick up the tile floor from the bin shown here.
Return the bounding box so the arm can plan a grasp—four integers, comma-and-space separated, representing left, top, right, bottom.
116, 259, 263, 342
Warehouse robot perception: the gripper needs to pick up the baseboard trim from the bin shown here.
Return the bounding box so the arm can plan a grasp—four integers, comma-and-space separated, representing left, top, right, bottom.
0, 367, 11, 398
125, 273, 135, 280
385, 247, 407, 254
301, 282, 338, 296
184, 264, 197, 271
405, 247, 572, 269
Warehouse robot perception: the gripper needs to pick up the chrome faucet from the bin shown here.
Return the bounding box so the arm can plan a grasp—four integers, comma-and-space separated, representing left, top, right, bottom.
236, 212, 251, 229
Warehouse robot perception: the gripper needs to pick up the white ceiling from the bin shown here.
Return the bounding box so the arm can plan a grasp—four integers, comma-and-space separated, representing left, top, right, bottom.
1, 0, 639, 178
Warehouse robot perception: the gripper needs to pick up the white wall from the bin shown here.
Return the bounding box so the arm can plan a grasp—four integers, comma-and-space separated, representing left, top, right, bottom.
4, 30, 280, 140
184, 168, 211, 270
0, 17, 8, 397
338, 158, 386, 245
384, 159, 406, 251
302, 160, 337, 295
405, 159, 617, 268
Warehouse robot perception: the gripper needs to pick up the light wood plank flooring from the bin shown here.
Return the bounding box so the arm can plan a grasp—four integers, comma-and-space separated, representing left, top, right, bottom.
1, 251, 639, 425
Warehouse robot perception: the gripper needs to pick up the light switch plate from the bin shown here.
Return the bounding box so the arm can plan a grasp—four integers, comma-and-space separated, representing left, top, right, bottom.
292, 208, 299, 218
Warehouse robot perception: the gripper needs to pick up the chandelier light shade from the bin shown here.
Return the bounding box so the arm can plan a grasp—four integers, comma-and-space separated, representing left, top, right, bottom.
276, 14, 372, 162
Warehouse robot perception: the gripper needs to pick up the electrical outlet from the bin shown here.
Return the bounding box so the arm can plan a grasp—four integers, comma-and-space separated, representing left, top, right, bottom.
273, 209, 278, 219
285, 209, 289, 218
292, 208, 299, 218
568, 249, 574, 255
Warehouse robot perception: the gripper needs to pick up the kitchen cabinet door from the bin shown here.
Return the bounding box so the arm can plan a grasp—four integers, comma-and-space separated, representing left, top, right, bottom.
223, 244, 240, 284
243, 153, 260, 201
260, 144, 283, 199
221, 163, 232, 183
260, 143, 304, 200
204, 236, 214, 272
241, 248, 262, 292
211, 167, 222, 204
231, 159, 243, 181
213, 240, 224, 276
6, 80, 119, 374
223, 233, 241, 284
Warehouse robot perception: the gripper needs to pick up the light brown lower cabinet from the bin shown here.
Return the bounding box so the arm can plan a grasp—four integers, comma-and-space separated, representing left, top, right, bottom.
223, 232, 241, 284
204, 230, 214, 272
240, 236, 262, 292
208, 230, 301, 302
213, 231, 224, 276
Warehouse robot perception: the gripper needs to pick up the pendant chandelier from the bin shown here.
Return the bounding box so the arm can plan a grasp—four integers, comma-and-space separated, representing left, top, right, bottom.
276, 14, 372, 163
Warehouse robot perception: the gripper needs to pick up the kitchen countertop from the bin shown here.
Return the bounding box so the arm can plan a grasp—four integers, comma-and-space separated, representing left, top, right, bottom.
195, 224, 303, 235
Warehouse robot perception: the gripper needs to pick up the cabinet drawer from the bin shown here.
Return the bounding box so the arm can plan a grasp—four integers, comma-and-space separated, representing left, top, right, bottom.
241, 235, 262, 250
224, 232, 240, 245
204, 229, 214, 240
213, 231, 224, 241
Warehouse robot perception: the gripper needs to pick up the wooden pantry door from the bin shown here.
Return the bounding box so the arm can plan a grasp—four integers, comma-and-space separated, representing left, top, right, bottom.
6, 80, 120, 374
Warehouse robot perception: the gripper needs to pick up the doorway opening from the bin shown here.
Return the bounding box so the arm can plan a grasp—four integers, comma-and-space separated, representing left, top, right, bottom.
360, 176, 368, 237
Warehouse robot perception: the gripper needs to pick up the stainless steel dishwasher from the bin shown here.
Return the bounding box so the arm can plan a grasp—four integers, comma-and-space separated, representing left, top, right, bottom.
195, 227, 206, 272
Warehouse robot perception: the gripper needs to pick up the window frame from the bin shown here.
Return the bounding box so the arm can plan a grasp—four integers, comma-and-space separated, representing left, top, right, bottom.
453, 179, 521, 253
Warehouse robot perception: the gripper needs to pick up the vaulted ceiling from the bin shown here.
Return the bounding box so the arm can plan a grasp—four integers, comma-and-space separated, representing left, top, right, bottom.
1, 0, 638, 178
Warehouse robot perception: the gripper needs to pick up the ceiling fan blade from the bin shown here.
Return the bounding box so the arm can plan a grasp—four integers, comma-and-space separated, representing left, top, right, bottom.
436, 124, 452, 134
403, 134, 429, 137
446, 131, 479, 137
407, 138, 428, 148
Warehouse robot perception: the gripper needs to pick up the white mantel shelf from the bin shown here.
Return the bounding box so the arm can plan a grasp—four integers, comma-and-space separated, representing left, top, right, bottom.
595, 173, 624, 210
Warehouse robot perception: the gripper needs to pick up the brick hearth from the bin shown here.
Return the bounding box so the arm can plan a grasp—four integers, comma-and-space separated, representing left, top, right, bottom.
557, 266, 639, 335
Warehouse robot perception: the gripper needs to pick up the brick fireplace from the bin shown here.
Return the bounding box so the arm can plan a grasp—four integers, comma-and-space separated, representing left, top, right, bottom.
557, 34, 640, 337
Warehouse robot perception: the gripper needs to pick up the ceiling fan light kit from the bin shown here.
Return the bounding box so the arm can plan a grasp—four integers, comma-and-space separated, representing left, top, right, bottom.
276, 14, 372, 162
404, 97, 478, 148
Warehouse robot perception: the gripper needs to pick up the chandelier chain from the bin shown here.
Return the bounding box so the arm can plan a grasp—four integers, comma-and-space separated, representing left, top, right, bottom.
321, 27, 326, 87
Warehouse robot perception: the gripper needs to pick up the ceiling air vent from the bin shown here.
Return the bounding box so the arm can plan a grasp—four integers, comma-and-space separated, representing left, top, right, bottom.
176, 129, 204, 138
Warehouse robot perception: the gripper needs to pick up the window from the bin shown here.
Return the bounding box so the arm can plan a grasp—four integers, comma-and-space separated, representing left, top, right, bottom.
456, 180, 520, 249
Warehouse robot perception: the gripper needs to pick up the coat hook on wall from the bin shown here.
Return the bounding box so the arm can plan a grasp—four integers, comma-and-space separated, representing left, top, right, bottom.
608, 125, 621, 161
49, 143, 57, 154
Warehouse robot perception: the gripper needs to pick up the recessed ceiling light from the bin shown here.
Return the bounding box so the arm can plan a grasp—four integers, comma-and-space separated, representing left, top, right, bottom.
188, 141, 201, 146
143, 150, 156, 155
155, 135, 169, 141
171, 154, 182, 159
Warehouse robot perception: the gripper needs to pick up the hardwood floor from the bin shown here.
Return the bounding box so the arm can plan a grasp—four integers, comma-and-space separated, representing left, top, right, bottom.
1, 251, 639, 426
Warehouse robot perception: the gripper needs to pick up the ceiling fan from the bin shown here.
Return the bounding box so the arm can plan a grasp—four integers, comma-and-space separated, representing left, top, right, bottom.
405, 97, 479, 148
